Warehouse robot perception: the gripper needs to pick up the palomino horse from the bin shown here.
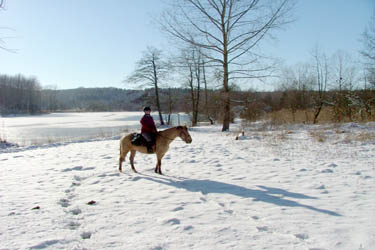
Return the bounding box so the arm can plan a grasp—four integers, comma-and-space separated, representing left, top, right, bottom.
119, 126, 192, 174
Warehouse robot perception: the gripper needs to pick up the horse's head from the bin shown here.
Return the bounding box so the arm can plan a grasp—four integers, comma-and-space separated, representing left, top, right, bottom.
177, 125, 192, 144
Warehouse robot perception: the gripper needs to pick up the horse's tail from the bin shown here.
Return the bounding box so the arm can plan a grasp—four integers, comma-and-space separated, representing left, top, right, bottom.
119, 135, 130, 170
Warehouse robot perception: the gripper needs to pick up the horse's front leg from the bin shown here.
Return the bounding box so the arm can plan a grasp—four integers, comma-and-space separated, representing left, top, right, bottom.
154, 159, 162, 175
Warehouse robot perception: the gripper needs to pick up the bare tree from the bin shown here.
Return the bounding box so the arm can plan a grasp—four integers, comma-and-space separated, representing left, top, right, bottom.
360, 10, 375, 88
176, 46, 202, 126
331, 51, 358, 91
311, 47, 329, 124
0, 0, 13, 52
126, 47, 168, 125
161, 0, 294, 131
201, 57, 214, 124
280, 63, 314, 122
165, 88, 174, 125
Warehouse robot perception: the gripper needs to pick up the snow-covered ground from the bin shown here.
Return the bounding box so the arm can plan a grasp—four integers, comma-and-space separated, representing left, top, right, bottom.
0, 115, 374, 249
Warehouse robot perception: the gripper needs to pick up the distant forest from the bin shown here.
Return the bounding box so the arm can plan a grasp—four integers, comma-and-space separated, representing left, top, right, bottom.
0, 74, 197, 114
1, 73, 374, 125
42, 87, 192, 113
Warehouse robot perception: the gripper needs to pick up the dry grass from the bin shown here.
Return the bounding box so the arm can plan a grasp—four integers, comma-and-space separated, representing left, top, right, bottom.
310, 130, 327, 143
263, 107, 375, 125
342, 132, 375, 143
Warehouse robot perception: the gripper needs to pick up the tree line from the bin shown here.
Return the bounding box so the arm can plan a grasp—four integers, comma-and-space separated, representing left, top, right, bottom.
0, 74, 42, 114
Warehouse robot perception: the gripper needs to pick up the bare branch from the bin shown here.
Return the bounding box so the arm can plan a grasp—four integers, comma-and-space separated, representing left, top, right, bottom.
159, 0, 295, 130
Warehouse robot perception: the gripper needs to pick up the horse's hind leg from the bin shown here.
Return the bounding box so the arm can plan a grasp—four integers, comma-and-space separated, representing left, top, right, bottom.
130, 150, 137, 173
119, 147, 129, 172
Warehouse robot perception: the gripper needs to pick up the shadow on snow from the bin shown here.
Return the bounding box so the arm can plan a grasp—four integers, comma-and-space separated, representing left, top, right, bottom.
138, 174, 341, 217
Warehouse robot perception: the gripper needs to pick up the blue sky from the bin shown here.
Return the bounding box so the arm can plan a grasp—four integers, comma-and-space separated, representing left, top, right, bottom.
0, 0, 373, 90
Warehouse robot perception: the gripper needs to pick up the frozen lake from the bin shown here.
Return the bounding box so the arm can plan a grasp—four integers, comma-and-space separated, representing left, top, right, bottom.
0, 112, 191, 146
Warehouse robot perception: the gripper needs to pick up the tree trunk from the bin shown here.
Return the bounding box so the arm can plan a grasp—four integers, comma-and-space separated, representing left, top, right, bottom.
222, 67, 230, 131
221, 5, 230, 132
222, 45, 230, 131
313, 102, 322, 124
152, 60, 164, 125
154, 86, 164, 125
202, 63, 213, 124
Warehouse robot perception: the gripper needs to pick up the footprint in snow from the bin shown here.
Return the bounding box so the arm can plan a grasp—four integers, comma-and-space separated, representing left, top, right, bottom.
224, 209, 234, 214
232, 177, 245, 181
107, 173, 120, 177
81, 231, 92, 239
67, 221, 80, 230
62, 166, 95, 172
74, 175, 84, 181
328, 163, 338, 168
58, 198, 70, 208
62, 166, 83, 172
172, 206, 184, 212
70, 208, 82, 215
164, 218, 180, 225
321, 169, 334, 173
184, 225, 194, 231
256, 226, 269, 232
362, 175, 372, 179
199, 197, 207, 202
295, 233, 309, 240
83, 167, 95, 171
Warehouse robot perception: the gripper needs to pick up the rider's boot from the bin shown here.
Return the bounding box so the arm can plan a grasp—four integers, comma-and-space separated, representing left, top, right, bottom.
146, 142, 153, 153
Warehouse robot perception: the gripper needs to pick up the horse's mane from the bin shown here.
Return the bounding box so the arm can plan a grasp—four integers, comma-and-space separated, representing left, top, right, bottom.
159, 126, 183, 134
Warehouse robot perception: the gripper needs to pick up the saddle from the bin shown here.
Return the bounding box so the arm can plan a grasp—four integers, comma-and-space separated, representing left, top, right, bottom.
131, 133, 156, 153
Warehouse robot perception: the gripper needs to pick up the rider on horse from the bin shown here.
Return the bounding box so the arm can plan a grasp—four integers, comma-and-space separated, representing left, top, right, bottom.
140, 106, 157, 153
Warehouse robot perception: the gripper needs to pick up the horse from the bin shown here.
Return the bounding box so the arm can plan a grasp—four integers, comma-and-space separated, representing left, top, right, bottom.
119, 125, 192, 175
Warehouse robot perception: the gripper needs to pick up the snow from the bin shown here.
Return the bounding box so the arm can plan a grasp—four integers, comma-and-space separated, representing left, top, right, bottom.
0, 112, 191, 146
1, 113, 375, 250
